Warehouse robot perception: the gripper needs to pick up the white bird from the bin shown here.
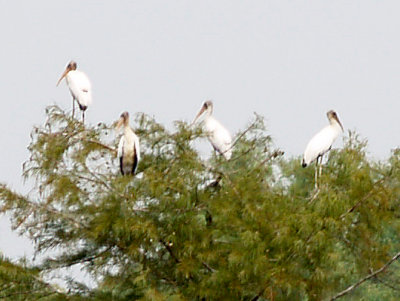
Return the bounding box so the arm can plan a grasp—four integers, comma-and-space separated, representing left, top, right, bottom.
116, 112, 140, 175
57, 61, 92, 123
192, 100, 232, 160
302, 110, 343, 189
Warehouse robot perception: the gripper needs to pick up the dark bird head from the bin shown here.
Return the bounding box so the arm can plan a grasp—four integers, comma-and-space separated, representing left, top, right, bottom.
327, 110, 343, 131
192, 100, 214, 125
56, 60, 78, 86
116, 111, 130, 130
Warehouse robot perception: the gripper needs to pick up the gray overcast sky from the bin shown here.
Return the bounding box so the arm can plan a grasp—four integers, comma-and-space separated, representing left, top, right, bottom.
1, 0, 399, 268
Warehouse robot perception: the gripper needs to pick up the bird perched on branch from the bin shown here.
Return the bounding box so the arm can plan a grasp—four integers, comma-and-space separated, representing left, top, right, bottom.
192, 100, 232, 160
302, 110, 343, 189
57, 61, 92, 123
116, 112, 140, 175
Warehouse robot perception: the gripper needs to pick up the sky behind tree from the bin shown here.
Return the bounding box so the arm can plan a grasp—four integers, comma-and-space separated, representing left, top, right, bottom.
0, 0, 399, 272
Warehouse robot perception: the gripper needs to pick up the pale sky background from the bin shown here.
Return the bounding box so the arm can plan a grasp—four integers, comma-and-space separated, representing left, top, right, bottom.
1, 0, 399, 284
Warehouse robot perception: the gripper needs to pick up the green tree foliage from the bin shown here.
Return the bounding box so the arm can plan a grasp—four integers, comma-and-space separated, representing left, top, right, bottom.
0, 255, 75, 300
0, 105, 399, 300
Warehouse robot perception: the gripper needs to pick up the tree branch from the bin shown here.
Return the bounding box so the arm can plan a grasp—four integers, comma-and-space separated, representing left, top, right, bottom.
160, 239, 180, 263
202, 261, 216, 273
0, 289, 56, 299
41, 246, 112, 271
340, 177, 386, 219
329, 251, 400, 300
85, 139, 117, 154
227, 117, 262, 162
374, 276, 400, 292
251, 287, 266, 301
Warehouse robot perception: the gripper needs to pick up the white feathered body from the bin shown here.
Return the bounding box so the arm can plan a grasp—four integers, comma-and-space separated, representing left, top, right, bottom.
118, 127, 140, 175
302, 122, 342, 166
203, 116, 232, 160
65, 70, 92, 110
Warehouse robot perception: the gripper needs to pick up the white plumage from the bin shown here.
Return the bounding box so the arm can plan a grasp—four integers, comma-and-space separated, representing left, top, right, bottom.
57, 61, 92, 122
192, 101, 232, 160
116, 112, 140, 175
302, 110, 343, 167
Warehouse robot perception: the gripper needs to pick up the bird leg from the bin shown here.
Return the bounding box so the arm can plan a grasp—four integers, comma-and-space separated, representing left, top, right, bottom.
82, 110, 85, 124
315, 155, 323, 190
309, 157, 321, 203
72, 98, 75, 118
319, 155, 323, 178
314, 160, 319, 190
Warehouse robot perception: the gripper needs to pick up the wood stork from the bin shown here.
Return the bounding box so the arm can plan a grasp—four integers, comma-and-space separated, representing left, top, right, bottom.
302, 110, 343, 189
57, 61, 92, 123
116, 112, 140, 175
192, 100, 232, 160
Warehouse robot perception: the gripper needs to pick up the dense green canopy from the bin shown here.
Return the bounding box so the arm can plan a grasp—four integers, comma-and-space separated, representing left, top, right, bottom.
0, 106, 399, 300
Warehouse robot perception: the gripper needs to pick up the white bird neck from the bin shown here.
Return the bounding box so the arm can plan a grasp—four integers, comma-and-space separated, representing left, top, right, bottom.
329, 119, 343, 132
124, 125, 132, 134
65, 70, 76, 82
204, 108, 213, 119
196, 109, 212, 125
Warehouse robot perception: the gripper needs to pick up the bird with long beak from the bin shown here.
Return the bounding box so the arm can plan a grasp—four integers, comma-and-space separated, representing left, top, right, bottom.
192, 100, 232, 160
302, 110, 344, 189
116, 112, 140, 175
57, 61, 92, 123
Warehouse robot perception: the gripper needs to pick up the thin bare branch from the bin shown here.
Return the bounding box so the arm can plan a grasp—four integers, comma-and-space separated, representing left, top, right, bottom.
85, 139, 116, 153
41, 246, 112, 271
329, 251, 400, 300
202, 261, 216, 273
340, 177, 386, 219
230, 116, 260, 149
160, 239, 180, 263
254, 150, 284, 170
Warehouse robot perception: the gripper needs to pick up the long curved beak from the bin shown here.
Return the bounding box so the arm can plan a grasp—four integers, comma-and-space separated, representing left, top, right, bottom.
337, 119, 344, 132
334, 116, 344, 132
192, 105, 206, 125
115, 117, 124, 130
56, 69, 69, 86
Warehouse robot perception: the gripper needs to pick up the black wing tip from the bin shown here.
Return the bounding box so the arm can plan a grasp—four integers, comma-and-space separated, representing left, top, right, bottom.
132, 154, 138, 175
119, 157, 125, 175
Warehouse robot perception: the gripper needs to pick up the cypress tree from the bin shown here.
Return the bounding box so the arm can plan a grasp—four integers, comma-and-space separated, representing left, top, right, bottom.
0, 106, 399, 300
